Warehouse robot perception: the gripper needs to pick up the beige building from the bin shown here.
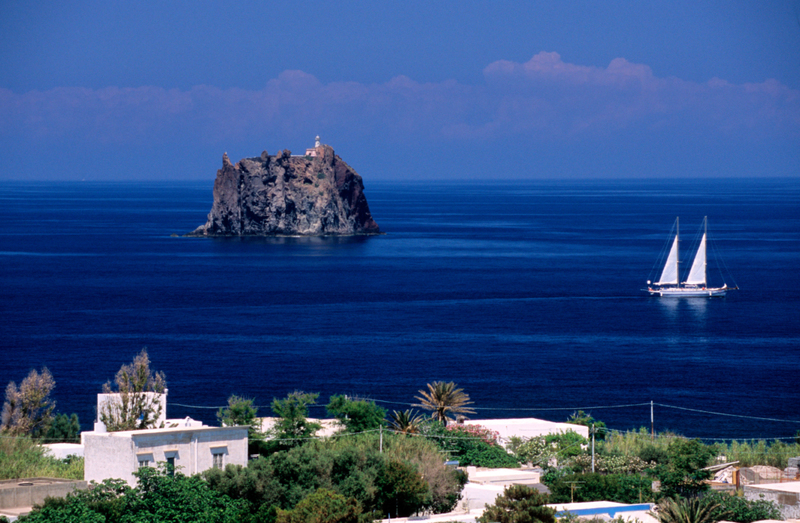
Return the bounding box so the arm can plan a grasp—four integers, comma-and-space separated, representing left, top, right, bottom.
82, 420, 248, 486
744, 481, 800, 520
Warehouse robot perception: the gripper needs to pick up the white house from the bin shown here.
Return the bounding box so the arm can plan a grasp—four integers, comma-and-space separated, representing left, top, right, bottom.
458, 418, 590, 446
82, 419, 248, 486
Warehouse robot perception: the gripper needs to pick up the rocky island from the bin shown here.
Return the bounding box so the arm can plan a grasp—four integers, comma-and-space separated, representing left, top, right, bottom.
188, 139, 380, 237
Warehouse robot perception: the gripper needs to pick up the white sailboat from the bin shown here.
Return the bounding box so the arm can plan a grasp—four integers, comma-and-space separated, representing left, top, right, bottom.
647, 217, 736, 297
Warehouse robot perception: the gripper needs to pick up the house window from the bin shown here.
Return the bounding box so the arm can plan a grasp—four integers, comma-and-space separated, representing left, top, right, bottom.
138, 459, 150, 468
166, 456, 175, 476
212, 453, 223, 470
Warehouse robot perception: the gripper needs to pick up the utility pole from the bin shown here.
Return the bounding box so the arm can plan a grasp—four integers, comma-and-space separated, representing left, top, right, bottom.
591, 423, 595, 473
651, 401, 654, 440
565, 481, 584, 503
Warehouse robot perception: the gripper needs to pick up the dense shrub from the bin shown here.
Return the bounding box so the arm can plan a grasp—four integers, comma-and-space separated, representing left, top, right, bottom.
20, 467, 249, 523
703, 491, 782, 523
478, 485, 555, 523
205, 433, 465, 518
546, 473, 656, 504
423, 423, 520, 468
0, 436, 83, 480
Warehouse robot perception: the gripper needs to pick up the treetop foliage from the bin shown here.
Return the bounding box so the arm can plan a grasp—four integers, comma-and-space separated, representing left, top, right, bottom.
1, 367, 56, 438
268, 391, 322, 449
387, 409, 425, 435
478, 484, 556, 523
567, 410, 607, 441
649, 496, 723, 523
414, 381, 475, 424
100, 348, 167, 432
326, 395, 386, 434
218, 395, 262, 438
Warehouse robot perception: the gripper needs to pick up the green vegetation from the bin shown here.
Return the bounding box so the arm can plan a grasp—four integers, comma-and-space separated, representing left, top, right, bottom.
704, 491, 782, 523
423, 422, 520, 468
649, 496, 722, 523
204, 432, 465, 519
514, 430, 588, 468
1, 368, 56, 438
414, 381, 475, 424
266, 391, 322, 452
478, 484, 556, 523
21, 466, 249, 523
0, 435, 83, 480
387, 409, 425, 435
10, 378, 794, 522
100, 348, 166, 431
567, 410, 607, 441
317, 172, 326, 179
653, 438, 715, 498
548, 473, 655, 504
44, 413, 81, 443
720, 438, 800, 468
276, 488, 365, 523
326, 395, 386, 433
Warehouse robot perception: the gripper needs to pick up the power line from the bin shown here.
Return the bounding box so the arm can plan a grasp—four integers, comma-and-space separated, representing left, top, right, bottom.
654, 403, 800, 424
170, 399, 800, 426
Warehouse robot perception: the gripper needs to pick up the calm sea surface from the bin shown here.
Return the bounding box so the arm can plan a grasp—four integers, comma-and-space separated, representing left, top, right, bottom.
1, 178, 799, 441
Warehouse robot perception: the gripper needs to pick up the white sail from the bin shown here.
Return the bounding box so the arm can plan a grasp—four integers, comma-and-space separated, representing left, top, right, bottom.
685, 233, 707, 285
656, 236, 679, 285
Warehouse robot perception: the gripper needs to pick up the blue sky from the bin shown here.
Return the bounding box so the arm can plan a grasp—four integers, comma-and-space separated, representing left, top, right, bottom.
1, 1, 798, 180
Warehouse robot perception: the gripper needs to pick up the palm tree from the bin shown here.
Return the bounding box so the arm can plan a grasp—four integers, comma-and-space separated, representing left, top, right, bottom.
387, 409, 425, 434
414, 381, 476, 424
649, 497, 725, 523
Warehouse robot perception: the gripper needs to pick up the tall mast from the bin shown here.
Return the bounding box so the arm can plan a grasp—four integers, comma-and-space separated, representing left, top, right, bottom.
676, 217, 680, 289
703, 216, 707, 285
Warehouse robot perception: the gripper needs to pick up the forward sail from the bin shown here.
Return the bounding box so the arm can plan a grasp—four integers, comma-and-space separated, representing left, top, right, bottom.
684, 233, 707, 285
656, 236, 679, 285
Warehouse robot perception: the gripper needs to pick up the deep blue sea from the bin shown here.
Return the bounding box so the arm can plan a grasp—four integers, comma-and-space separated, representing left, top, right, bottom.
1, 178, 799, 442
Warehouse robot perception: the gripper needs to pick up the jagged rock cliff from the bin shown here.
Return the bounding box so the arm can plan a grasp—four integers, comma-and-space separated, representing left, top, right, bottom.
189, 145, 380, 236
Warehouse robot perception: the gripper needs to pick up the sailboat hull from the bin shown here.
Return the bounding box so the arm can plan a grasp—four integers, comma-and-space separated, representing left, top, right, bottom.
648, 287, 727, 297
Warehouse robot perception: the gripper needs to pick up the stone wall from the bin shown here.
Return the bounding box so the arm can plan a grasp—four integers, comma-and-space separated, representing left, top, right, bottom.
0, 478, 87, 510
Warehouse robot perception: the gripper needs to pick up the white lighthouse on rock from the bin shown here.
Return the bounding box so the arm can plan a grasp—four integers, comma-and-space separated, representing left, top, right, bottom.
305, 135, 321, 157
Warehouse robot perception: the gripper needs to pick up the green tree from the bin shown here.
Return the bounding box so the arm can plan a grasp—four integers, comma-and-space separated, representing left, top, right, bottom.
326, 395, 386, 433
387, 410, 425, 435
99, 349, 166, 431
1, 368, 56, 438
378, 460, 429, 517
655, 439, 714, 498
275, 488, 364, 523
414, 381, 475, 424
219, 396, 262, 438
268, 392, 322, 449
649, 496, 724, 523
478, 484, 556, 523
44, 413, 81, 443
567, 411, 607, 441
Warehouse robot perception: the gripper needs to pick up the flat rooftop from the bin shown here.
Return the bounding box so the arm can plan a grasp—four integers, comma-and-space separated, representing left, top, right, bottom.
746, 481, 800, 493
